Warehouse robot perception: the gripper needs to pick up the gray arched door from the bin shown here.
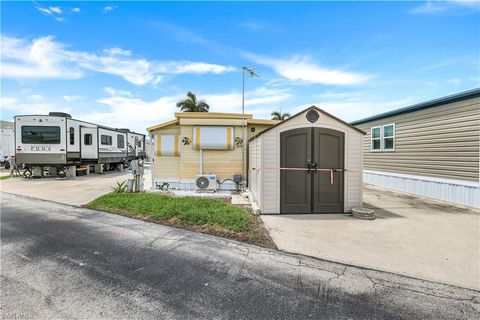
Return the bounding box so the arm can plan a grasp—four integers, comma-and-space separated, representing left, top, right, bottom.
280, 127, 344, 214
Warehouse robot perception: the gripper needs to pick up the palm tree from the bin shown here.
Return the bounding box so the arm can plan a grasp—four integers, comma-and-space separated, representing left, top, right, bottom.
176, 91, 210, 112
271, 110, 291, 120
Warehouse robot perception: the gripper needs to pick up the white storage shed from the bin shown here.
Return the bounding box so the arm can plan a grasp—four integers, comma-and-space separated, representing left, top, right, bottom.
248, 106, 365, 214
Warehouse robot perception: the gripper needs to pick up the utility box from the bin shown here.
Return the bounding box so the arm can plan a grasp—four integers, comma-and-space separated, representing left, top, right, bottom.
131, 160, 144, 175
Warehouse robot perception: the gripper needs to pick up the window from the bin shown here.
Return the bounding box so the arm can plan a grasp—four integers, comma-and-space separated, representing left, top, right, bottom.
69, 127, 75, 145
156, 134, 180, 156
101, 135, 112, 145
383, 124, 395, 151
137, 139, 142, 148
371, 126, 381, 151
117, 134, 125, 148
370, 124, 395, 152
84, 133, 92, 145
21, 126, 61, 144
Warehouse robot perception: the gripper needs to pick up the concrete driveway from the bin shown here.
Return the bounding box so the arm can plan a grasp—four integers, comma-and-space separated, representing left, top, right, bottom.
2, 193, 478, 319
261, 185, 480, 290
0, 165, 151, 206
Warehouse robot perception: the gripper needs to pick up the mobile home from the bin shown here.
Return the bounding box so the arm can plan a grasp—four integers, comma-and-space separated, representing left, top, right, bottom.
147, 112, 280, 191
351, 88, 480, 209
15, 112, 146, 177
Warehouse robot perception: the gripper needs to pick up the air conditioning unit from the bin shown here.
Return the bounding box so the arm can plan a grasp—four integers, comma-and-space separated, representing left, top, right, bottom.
195, 175, 217, 191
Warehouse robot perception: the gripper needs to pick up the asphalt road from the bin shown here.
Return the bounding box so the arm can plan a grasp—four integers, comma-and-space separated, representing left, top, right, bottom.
1, 193, 479, 320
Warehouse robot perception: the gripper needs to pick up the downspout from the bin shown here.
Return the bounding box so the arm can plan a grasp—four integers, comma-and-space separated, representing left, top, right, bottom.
149, 132, 154, 189
199, 149, 203, 175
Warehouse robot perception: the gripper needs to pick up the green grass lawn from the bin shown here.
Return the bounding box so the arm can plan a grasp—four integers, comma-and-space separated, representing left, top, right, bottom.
87, 193, 253, 232
0, 175, 10, 180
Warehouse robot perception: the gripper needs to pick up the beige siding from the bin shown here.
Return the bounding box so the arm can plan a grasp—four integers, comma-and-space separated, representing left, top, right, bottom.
152, 126, 181, 179
248, 124, 273, 139
180, 125, 244, 180
151, 122, 277, 182
355, 98, 480, 182
259, 109, 364, 214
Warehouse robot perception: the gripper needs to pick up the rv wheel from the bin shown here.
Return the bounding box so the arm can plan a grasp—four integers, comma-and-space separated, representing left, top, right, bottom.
105, 164, 111, 171
58, 168, 66, 178
4, 162, 10, 170
23, 168, 32, 179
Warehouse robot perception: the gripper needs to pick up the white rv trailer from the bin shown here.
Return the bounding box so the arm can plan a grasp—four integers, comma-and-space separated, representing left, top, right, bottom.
0, 121, 15, 160
14, 112, 145, 177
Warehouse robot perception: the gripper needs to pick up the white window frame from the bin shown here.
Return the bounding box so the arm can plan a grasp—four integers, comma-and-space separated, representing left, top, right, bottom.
370, 126, 382, 152
382, 123, 395, 152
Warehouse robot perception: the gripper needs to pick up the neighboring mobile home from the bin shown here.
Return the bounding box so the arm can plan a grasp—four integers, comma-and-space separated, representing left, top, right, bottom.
351, 88, 480, 209
147, 112, 280, 190
249, 106, 365, 214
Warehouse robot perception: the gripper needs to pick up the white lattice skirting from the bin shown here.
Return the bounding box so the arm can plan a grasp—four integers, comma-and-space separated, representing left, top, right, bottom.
363, 170, 480, 209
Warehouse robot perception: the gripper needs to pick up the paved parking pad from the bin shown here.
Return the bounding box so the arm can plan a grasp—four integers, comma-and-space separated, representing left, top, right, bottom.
261, 185, 480, 290
0, 168, 151, 206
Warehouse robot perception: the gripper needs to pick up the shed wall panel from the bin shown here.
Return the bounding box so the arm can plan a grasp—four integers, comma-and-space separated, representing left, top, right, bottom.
259, 109, 364, 214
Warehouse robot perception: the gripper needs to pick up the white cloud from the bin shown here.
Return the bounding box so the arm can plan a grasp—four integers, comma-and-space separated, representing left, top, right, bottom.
104, 87, 132, 97
103, 47, 131, 56
63, 95, 80, 102
72, 51, 162, 85
173, 62, 236, 74
0, 96, 18, 108
1, 34, 236, 85
84, 95, 181, 133
36, 7, 53, 16
411, 0, 479, 14
293, 94, 416, 123
35, 4, 82, 22
0, 95, 72, 116
247, 53, 370, 85
103, 6, 116, 13
1, 35, 83, 79
75, 86, 291, 132
49, 7, 62, 15
203, 87, 292, 116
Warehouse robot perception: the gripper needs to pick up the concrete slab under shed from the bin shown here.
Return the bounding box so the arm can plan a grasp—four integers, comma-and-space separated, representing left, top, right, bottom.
261, 184, 480, 290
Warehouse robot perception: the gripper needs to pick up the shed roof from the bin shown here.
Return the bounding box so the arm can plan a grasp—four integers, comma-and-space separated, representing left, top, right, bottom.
351, 88, 480, 125
249, 106, 366, 141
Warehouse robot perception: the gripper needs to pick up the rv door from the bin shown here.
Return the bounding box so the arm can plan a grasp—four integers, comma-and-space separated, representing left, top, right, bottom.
81, 127, 98, 159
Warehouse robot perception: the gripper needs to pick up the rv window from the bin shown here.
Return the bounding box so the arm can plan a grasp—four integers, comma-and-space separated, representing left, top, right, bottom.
137, 140, 142, 148
101, 135, 112, 145
21, 126, 61, 144
70, 127, 75, 145
117, 135, 125, 148
84, 134, 93, 145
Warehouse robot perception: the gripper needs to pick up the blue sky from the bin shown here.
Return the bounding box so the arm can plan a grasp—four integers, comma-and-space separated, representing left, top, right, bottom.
1, 1, 479, 132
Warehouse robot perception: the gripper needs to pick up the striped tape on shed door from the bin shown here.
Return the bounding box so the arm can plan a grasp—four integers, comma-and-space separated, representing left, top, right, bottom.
193, 126, 234, 150
156, 134, 180, 156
